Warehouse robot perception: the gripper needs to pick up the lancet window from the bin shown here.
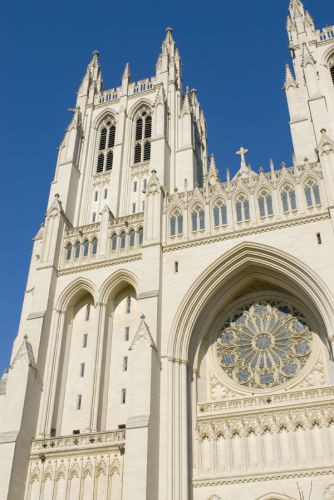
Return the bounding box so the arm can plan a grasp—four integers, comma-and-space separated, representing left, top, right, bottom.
96, 117, 116, 174
91, 238, 98, 255
235, 195, 250, 222
83, 240, 89, 257
281, 185, 297, 212
213, 200, 227, 227
258, 190, 274, 217
65, 243, 72, 260
138, 227, 143, 245
191, 205, 205, 232
134, 108, 152, 164
129, 229, 135, 247
304, 179, 321, 207
170, 209, 184, 236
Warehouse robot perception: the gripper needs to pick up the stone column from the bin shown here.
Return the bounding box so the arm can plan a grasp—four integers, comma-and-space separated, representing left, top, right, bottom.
40, 309, 66, 437
89, 302, 107, 432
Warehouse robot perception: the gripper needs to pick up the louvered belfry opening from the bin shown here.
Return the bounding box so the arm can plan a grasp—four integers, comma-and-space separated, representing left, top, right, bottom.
96, 119, 116, 173
134, 110, 152, 164
331, 64, 334, 85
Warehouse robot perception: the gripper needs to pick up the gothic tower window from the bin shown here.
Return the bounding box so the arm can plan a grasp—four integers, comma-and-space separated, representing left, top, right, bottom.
96, 118, 116, 174
281, 185, 297, 212
133, 109, 152, 164
91, 238, 98, 255
120, 232, 126, 249
330, 57, 334, 85
65, 243, 72, 260
129, 229, 135, 247
83, 240, 89, 257
111, 233, 117, 251
258, 191, 274, 217
74, 241, 80, 259
304, 180, 321, 207
235, 195, 250, 222
213, 200, 227, 227
191, 205, 205, 232
170, 210, 183, 236
138, 227, 143, 245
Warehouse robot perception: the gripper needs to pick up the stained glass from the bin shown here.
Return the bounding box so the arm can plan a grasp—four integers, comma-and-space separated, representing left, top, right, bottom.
216, 303, 313, 389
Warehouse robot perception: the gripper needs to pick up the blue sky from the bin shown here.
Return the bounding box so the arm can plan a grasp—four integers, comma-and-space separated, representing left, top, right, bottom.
0, 0, 332, 373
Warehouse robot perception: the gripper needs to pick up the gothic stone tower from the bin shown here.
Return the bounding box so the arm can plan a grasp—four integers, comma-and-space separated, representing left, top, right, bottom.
1, 1, 334, 499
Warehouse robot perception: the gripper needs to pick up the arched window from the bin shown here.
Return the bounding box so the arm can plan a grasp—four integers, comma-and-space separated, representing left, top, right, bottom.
235, 195, 250, 222
129, 229, 135, 247
170, 210, 183, 236
65, 243, 72, 260
138, 227, 143, 245
83, 240, 89, 257
96, 118, 116, 174
258, 190, 274, 217
120, 232, 126, 249
74, 241, 80, 258
304, 180, 321, 207
281, 185, 297, 212
91, 238, 98, 255
111, 233, 117, 251
191, 206, 205, 232
213, 201, 227, 227
134, 109, 152, 164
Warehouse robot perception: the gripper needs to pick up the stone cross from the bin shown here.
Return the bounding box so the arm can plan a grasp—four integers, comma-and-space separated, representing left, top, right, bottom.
236, 146, 249, 168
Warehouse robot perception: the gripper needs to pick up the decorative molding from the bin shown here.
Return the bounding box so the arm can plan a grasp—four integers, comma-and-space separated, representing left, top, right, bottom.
193, 466, 334, 487
163, 212, 330, 253
129, 315, 157, 351
58, 253, 142, 276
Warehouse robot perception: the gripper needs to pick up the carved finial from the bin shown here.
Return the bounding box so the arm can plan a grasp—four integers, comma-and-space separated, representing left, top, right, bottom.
259, 166, 264, 173
166, 26, 173, 34
140, 314, 146, 320
24, 334, 28, 340
281, 162, 287, 169
270, 159, 275, 172
226, 168, 231, 183
92, 50, 99, 56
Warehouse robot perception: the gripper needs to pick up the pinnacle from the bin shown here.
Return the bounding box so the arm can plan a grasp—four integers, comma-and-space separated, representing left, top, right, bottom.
122, 62, 131, 81
284, 64, 296, 88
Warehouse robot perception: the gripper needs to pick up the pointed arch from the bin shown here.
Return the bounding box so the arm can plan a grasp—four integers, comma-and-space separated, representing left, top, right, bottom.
99, 269, 139, 304
128, 98, 154, 120
92, 108, 118, 130
56, 277, 97, 312
167, 242, 334, 360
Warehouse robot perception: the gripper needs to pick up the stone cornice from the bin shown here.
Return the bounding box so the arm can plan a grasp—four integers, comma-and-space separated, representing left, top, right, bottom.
58, 253, 141, 276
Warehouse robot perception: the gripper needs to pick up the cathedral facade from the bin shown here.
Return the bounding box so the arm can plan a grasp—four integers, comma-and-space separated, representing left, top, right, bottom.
1, 1, 334, 499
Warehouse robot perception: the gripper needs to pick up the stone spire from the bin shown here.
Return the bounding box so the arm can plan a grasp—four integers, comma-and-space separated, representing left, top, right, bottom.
156, 27, 182, 86
76, 50, 103, 106
287, 0, 316, 43
122, 62, 131, 83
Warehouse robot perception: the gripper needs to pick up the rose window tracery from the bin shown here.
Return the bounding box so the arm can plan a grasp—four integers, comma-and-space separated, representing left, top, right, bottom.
216, 303, 313, 389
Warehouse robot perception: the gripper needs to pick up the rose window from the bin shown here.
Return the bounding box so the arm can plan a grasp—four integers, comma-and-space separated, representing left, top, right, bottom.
216, 303, 313, 389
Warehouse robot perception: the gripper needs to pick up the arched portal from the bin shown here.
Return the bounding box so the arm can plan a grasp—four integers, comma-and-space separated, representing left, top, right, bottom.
52, 287, 96, 436
97, 273, 139, 431
165, 242, 334, 499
